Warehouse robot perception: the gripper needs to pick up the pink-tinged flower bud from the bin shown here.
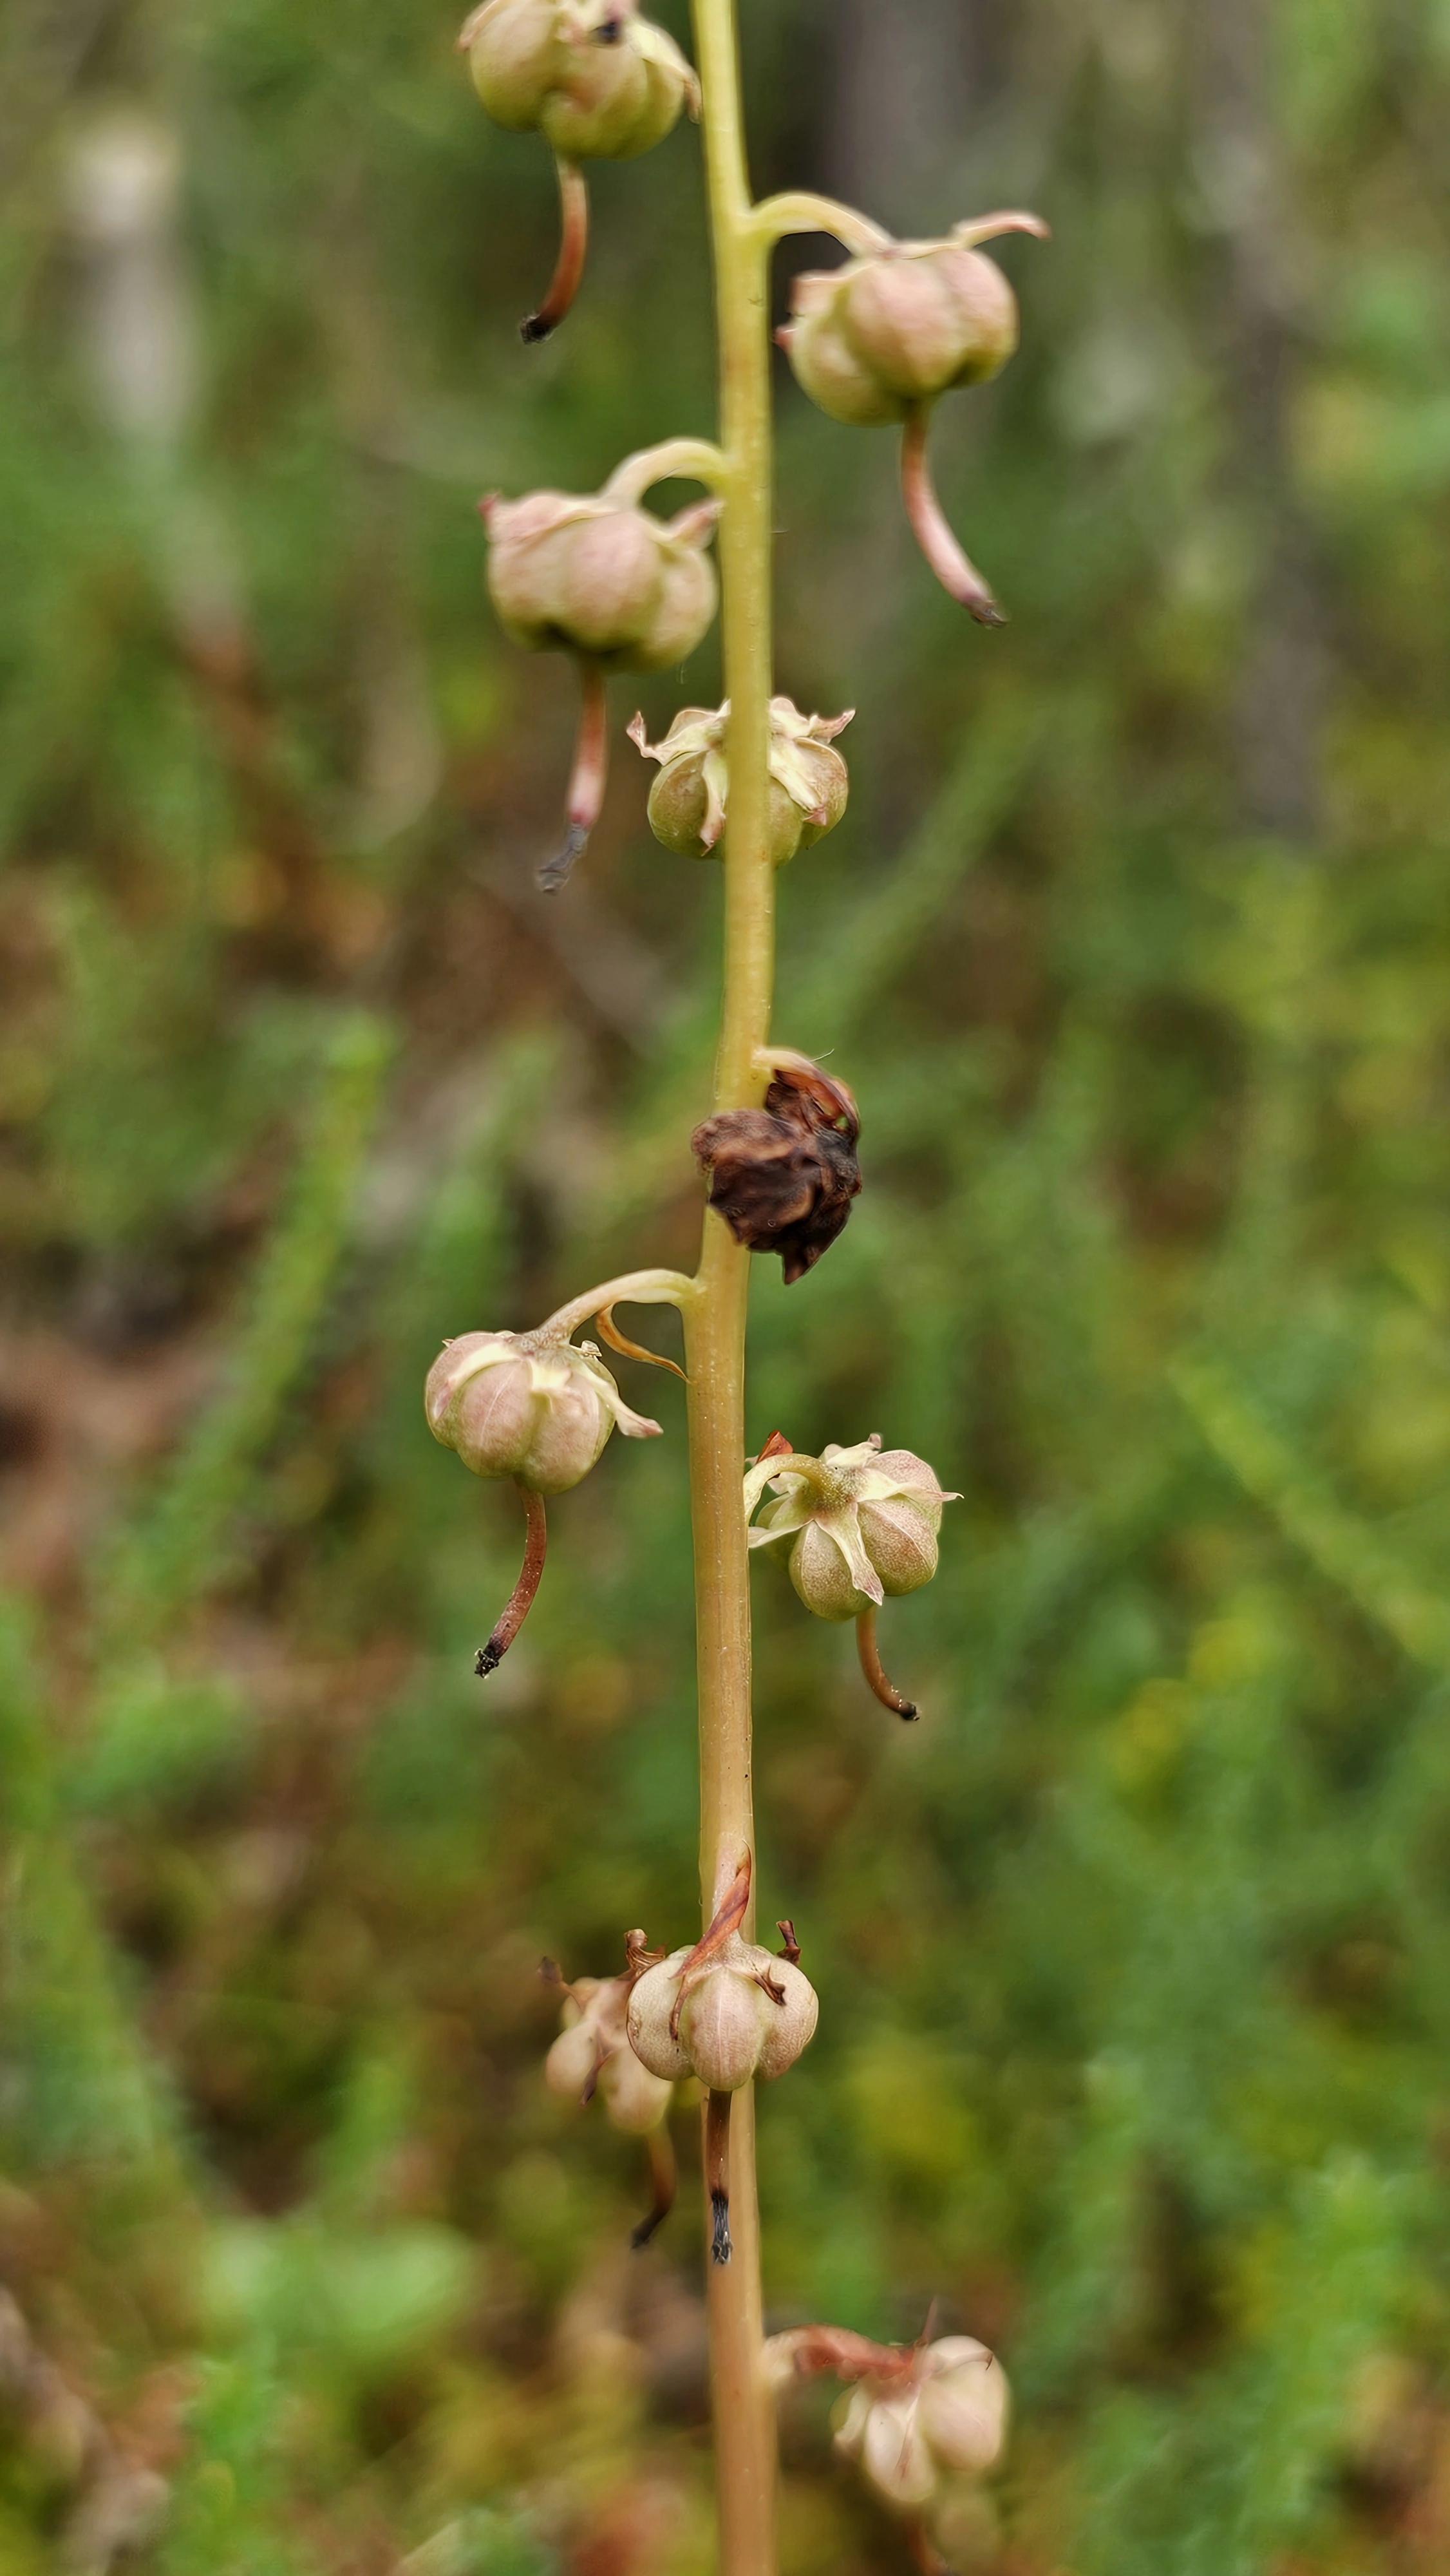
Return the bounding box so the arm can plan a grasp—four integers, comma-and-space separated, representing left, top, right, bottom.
746, 1435, 957, 1620
483, 490, 719, 672
837, 2384, 939, 2507
627, 697, 852, 866
426, 1329, 661, 1495
779, 213, 1046, 626
836, 2337, 1008, 2510
781, 224, 1035, 428
627, 1935, 818, 2090
543, 1952, 677, 2247
460, 0, 697, 163
459, 0, 566, 129
915, 2336, 1009, 2473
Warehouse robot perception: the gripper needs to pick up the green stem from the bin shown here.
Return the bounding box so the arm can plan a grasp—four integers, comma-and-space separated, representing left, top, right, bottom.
530, 1267, 697, 1345
601, 435, 730, 504
686, 0, 779, 2566
749, 189, 892, 255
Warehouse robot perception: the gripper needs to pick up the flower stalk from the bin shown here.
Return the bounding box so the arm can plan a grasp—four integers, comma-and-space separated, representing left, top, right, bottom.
683, 0, 779, 2557
451, 3, 1033, 2561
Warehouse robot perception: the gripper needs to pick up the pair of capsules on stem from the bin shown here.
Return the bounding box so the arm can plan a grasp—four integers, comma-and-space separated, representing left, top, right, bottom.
543, 1854, 815, 2265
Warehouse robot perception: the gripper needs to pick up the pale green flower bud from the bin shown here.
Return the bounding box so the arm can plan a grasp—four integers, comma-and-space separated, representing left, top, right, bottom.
781, 222, 1040, 428
627, 1934, 818, 2091
460, 0, 697, 162
627, 697, 852, 864
745, 1435, 958, 1622
426, 1329, 661, 1495
482, 489, 719, 672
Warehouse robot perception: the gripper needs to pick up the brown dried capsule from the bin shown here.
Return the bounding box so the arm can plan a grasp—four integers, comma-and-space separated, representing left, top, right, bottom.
692, 1059, 861, 1284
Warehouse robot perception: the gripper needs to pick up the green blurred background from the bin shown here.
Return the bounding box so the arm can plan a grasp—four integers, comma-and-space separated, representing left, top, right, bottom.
4, 0, 1450, 2566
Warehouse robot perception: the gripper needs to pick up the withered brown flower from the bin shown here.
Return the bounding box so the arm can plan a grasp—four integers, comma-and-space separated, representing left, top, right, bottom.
691, 1059, 861, 1283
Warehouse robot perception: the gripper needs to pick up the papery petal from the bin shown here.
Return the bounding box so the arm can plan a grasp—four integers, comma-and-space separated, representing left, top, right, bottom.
822, 1435, 882, 1470
858, 2392, 937, 2508
819, 1505, 885, 1606
851, 1466, 957, 1506
575, 1345, 663, 1439
701, 748, 729, 849
742, 1455, 814, 1518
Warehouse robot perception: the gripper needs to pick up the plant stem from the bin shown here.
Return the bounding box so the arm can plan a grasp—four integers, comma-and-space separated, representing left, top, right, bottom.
686, 0, 779, 2566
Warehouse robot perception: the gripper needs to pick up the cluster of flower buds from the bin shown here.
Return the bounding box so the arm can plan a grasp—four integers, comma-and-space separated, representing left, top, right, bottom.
426, 1318, 663, 1672
543, 1949, 677, 2245
482, 483, 719, 886
627, 696, 852, 866
746, 1431, 958, 1718
779, 212, 1046, 625
460, 0, 698, 337
692, 1054, 862, 1283
764, 2324, 1008, 2521
627, 1857, 816, 2264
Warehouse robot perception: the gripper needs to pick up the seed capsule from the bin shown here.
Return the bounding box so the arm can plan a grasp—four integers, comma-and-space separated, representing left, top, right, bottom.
628, 697, 852, 866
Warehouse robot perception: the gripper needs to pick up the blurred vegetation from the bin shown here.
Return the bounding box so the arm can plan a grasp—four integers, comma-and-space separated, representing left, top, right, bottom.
3, 0, 1450, 2567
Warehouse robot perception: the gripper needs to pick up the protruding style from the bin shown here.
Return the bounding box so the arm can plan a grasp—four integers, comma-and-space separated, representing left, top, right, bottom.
625, 1859, 818, 2264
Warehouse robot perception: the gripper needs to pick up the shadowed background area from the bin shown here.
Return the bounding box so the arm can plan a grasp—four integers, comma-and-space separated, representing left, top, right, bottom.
3, 0, 1450, 2567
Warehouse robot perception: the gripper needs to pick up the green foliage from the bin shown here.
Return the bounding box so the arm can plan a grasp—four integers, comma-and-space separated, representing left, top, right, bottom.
3, 0, 1450, 2566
